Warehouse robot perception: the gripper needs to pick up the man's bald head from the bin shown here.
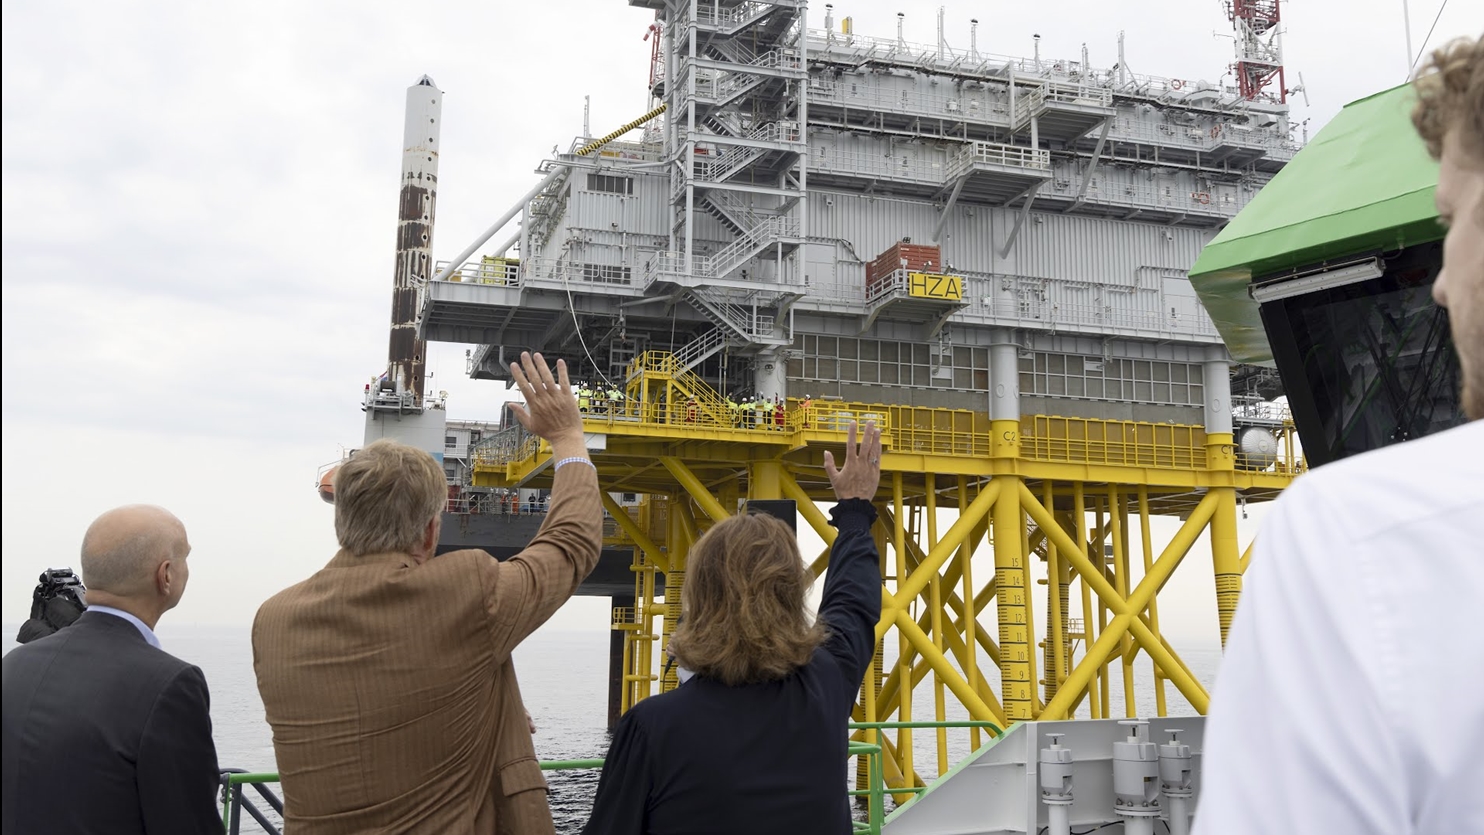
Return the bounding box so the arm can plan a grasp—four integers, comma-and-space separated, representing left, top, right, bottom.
80, 505, 189, 597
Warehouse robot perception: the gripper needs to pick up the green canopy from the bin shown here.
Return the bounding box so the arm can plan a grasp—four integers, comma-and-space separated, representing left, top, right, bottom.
1188, 84, 1444, 363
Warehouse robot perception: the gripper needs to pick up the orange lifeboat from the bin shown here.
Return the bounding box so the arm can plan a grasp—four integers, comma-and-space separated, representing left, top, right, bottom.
318, 467, 338, 504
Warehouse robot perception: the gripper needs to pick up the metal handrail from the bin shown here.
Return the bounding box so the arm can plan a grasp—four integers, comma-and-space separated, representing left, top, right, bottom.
812, 148, 949, 187
805, 27, 1218, 105
469, 352, 1303, 474
808, 76, 1013, 126
218, 720, 1001, 835
946, 140, 1051, 180
433, 258, 522, 287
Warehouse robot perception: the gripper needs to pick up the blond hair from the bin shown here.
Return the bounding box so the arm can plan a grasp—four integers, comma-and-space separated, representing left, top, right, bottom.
1412, 35, 1484, 163
669, 513, 826, 685
334, 439, 446, 556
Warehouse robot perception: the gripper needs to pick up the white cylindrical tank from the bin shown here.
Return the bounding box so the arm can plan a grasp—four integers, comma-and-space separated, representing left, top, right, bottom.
1235, 425, 1279, 470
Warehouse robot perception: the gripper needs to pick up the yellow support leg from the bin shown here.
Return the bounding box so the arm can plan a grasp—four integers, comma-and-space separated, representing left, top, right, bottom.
959, 478, 984, 751
993, 475, 1035, 722
1207, 433, 1242, 647
1137, 486, 1169, 716
1073, 483, 1098, 720
1112, 488, 1136, 718
925, 475, 949, 775
892, 472, 912, 784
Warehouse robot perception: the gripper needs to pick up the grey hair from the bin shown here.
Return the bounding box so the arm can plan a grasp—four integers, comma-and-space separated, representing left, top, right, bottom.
333, 439, 446, 556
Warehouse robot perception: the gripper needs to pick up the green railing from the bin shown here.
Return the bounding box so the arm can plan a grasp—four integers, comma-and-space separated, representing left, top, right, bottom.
219, 721, 1003, 835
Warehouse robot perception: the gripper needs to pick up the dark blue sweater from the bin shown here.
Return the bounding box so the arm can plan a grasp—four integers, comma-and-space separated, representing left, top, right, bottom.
582, 500, 882, 835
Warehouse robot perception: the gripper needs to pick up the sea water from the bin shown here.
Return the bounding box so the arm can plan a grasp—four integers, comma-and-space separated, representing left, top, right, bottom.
4, 625, 1220, 834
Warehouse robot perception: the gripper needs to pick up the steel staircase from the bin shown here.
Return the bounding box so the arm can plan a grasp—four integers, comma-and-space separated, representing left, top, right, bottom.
672, 326, 733, 370
695, 122, 800, 185
694, 1, 785, 37
702, 215, 801, 281
622, 350, 733, 426
699, 192, 763, 237
684, 287, 786, 345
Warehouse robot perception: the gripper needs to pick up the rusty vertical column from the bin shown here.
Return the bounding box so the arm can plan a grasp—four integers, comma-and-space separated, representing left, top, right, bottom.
389, 75, 441, 404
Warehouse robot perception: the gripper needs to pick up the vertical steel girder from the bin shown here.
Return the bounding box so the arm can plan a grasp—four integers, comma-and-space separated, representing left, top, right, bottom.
994, 475, 1035, 721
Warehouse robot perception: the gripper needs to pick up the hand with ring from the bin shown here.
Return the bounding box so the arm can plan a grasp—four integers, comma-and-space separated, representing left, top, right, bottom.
824, 420, 883, 502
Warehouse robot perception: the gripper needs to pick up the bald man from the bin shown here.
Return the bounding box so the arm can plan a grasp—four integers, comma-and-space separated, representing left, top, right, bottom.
1, 505, 221, 835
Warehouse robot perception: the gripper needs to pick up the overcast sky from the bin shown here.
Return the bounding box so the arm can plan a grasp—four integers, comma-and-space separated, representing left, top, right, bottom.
3, 0, 1479, 640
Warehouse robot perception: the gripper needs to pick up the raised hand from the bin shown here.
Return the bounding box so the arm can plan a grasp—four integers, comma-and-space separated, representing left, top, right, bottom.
823, 421, 882, 501
507, 352, 583, 445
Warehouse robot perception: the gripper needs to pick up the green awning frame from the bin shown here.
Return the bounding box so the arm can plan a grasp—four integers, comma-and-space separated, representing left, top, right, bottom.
1188, 84, 1445, 363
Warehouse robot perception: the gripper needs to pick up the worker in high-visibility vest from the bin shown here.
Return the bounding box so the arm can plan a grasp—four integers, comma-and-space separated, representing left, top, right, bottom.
577, 385, 591, 413
754, 395, 768, 428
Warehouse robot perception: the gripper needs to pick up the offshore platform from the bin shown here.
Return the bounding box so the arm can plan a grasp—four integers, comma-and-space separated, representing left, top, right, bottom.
361, 0, 1310, 813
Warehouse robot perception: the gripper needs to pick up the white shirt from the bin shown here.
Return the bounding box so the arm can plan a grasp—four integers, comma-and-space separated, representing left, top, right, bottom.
87, 605, 162, 649
1195, 420, 1484, 835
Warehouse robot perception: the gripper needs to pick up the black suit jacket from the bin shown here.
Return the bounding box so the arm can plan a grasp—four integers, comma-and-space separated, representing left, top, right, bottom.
1, 611, 221, 835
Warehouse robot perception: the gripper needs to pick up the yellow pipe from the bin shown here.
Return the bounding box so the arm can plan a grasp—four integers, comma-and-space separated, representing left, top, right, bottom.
876, 733, 923, 804
1021, 506, 1042, 717
575, 103, 668, 157
807, 543, 831, 579
925, 476, 948, 774
601, 492, 669, 572
892, 473, 911, 784
1024, 483, 1215, 624
993, 476, 1035, 722
660, 499, 689, 694
779, 473, 838, 545
878, 480, 1001, 633
751, 459, 783, 501
1138, 486, 1169, 716
1095, 497, 1111, 720
870, 607, 1006, 728
1112, 488, 1135, 718
959, 478, 983, 750
1238, 538, 1256, 575
1074, 484, 1097, 719
1023, 483, 1215, 715
895, 609, 1002, 723
880, 505, 1003, 668
660, 456, 730, 522
1040, 606, 1128, 723
1211, 487, 1242, 646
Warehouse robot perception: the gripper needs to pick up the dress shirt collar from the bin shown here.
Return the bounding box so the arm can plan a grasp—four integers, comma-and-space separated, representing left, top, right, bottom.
88, 605, 162, 648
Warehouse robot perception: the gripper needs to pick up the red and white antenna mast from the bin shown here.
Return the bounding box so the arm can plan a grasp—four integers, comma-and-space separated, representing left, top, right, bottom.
1227, 0, 1286, 103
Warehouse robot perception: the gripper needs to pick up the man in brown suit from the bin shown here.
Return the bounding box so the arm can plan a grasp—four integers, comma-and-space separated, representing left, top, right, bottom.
253, 352, 601, 834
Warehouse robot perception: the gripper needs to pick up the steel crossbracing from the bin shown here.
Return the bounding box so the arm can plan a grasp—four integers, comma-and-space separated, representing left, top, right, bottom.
467, 350, 1302, 794
410, 0, 1307, 797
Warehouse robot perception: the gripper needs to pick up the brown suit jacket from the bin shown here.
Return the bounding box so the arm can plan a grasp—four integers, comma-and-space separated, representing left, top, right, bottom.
253, 463, 602, 835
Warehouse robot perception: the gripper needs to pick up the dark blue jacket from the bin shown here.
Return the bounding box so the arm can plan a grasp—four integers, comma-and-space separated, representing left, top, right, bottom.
584, 500, 881, 835
2, 611, 221, 835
